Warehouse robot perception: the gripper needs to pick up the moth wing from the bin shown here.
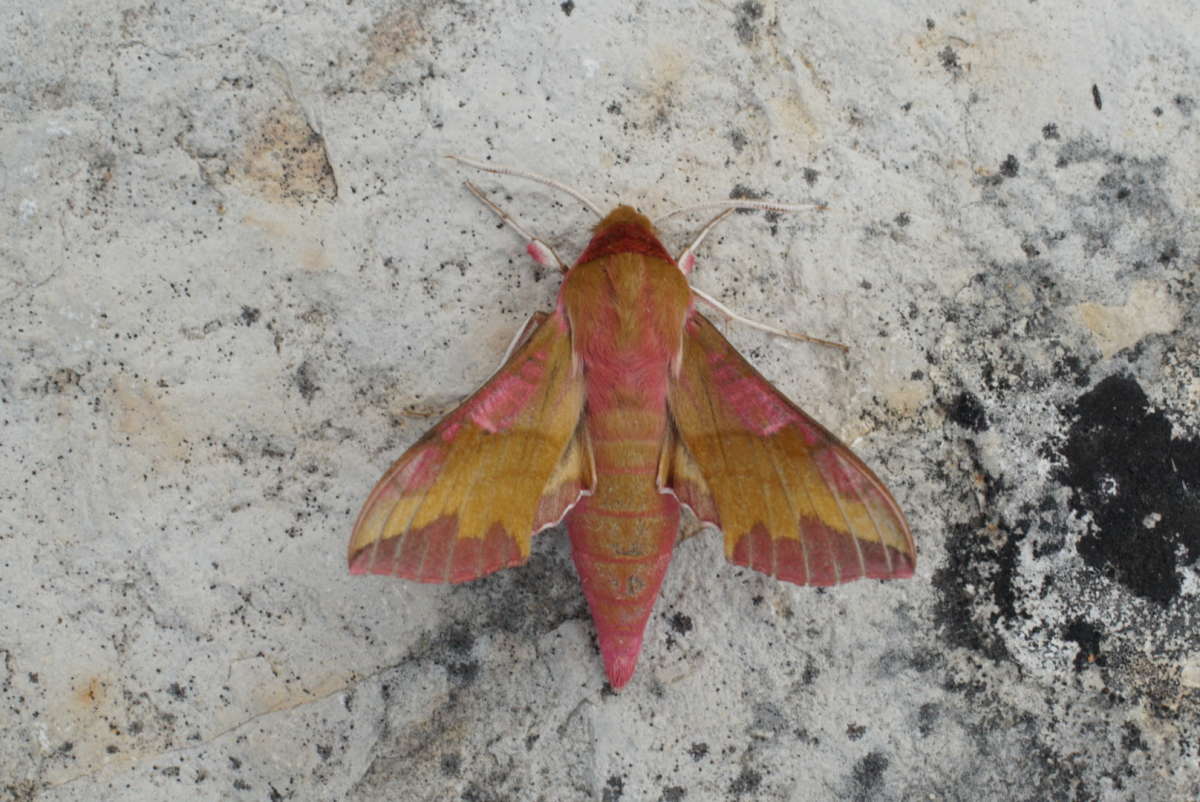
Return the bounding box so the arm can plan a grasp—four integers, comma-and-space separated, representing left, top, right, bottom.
349, 311, 591, 583
664, 312, 915, 586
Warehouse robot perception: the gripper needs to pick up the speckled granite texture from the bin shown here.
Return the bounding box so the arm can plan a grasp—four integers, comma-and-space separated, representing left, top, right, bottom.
2, 1, 1198, 800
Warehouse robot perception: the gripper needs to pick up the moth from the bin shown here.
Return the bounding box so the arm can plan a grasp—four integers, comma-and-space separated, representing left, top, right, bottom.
349, 159, 915, 688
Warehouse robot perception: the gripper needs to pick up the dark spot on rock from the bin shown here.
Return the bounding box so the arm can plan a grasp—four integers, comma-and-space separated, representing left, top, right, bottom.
802, 659, 819, 685
1042, 122, 1060, 140
925, 17, 935, 30
947, 391, 989, 432
846, 723, 866, 740
1063, 619, 1106, 671
427, 623, 481, 685
166, 682, 186, 699
933, 515, 1020, 662
606, 101, 622, 114
440, 752, 461, 776
734, 1, 763, 45
660, 786, 686, 802
1000, 154, 1019, 177
750, 595, 763, 606
669, 612, 693, 635
316, 744, 332, 761
525, 733, 539, 750
1092, 83, 1103, 110
233, 779, 251, 791
461, 783, 494, 802
602, 774, 624, 802
688, 742, 709, 761
240, 306, 261, 325
295, 360, 320, 402
917, 702, 939, 736
729, 129, 748, 153
851, 751, 888, 800
560, 0, 574, 15
229, 756, 241, 770
939, 46, 962, 75
894, 212, 911, 227
1158, 242, 1178, 264
1121, 721, 1148, 751
1174, 94, 1195, 116
802, 167, 819, 186
729, 768, 762, 795
1057, 374, 1200, 604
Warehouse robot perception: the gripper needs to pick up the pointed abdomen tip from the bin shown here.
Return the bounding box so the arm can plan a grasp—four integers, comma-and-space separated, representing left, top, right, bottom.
601, 643, 642, 689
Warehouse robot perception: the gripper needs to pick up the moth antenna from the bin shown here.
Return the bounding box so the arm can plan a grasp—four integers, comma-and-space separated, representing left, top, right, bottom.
674, 209, 734, 275
463, 181, 569, 273
691, 286, 850, 353
448, 155, 605, 219
655, 200, 826, 224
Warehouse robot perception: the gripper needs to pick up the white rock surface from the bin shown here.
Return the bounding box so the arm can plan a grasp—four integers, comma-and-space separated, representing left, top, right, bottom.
3, 1, 1198, 800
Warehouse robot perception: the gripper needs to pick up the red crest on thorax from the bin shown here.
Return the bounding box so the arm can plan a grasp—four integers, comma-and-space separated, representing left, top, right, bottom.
575, 206, 674, 266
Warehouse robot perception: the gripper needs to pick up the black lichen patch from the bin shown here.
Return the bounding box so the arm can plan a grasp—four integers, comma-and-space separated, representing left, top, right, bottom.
850, 751, 888, 801
1063, 619, 1106, 671
688, 742, 709, 761
295, 360, 320, 402
427, 622, 480, 685
669, 612, 693, 635
602, 774, 624, 802
728, 767, 762, 796
999, 154, 1020, 178
560, 0, 574, 16
1057, 374, 1200, 605
932, 513, 1024, 663
939, 46, 962, 76
660, 786, 686, 802
917, 702, 940, 736
947, 391, 989, 432
733, 1, 763, 45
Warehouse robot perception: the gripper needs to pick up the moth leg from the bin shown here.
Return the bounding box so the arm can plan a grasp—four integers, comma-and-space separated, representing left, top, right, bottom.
493, 311, 550, 370
690, 287, 849, 353
462, 181, 569, 273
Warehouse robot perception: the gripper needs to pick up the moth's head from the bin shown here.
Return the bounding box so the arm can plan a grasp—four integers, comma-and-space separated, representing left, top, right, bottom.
576, 205, 673, 266
593, 205, 657, 237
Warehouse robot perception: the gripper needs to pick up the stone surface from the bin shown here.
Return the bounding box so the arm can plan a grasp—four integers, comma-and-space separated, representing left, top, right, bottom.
2, 1, 1198, 800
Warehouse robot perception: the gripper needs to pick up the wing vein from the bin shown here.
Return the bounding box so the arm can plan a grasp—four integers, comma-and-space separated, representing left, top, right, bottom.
815, 449, 859, 584
761, 437, 802, 582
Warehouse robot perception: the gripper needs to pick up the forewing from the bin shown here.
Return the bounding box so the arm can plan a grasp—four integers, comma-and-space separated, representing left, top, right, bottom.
665, 312, 915, 586
349, 311, 589, 583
